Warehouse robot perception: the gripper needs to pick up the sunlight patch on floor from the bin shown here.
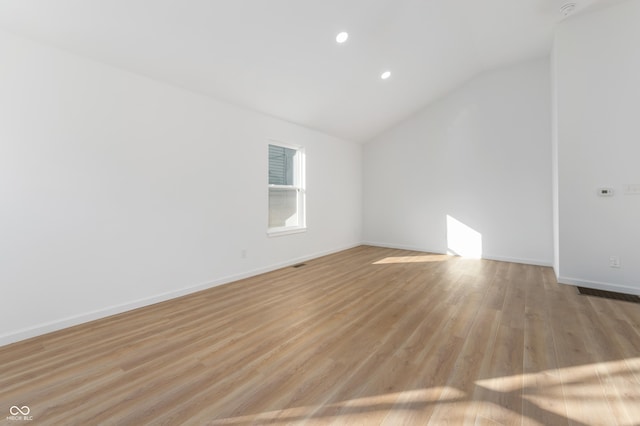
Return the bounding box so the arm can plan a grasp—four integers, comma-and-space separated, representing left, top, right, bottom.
373, 254, 450, 264
209, 387, 466, 425
211, 357, 640, 425
475, 357, 640, 425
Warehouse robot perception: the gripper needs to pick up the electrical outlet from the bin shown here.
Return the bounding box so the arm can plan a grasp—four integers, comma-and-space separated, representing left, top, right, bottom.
241, 249, 247, 259
597, 188, 614, 197
609, 256, 621, 268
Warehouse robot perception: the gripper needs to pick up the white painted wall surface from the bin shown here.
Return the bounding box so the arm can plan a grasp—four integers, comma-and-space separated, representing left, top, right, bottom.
551, 44, 561, 275
0, 30, 362, 346
554, 0, 640, 293
363, 58, 553, 266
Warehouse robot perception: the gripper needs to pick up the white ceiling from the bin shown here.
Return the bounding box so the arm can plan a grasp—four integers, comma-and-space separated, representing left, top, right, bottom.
0, 0, 627, 142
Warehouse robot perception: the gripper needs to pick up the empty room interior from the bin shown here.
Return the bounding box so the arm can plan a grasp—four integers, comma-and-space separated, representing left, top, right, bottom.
1, 0, 639, 424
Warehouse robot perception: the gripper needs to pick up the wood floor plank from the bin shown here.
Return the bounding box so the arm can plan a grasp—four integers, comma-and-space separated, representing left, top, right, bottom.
1, 246, 639, 425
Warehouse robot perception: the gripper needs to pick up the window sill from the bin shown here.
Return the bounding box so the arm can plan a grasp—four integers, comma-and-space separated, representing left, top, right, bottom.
267, 227, 307, 237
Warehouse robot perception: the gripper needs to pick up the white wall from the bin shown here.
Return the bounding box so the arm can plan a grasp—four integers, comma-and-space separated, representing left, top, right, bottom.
363, 58, 553, 266
554, 0, 640, 294
0, 30, 362, 346
551, 43, 560, 274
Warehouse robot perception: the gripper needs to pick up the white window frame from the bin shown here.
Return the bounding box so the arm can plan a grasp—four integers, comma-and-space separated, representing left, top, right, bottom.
267, 140, 306, 237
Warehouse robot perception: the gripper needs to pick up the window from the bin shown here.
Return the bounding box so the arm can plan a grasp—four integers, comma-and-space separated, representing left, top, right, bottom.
268, 142, 305, 235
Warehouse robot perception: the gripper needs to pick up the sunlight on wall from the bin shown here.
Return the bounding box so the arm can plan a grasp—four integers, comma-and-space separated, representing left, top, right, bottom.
446, 215, 482, 258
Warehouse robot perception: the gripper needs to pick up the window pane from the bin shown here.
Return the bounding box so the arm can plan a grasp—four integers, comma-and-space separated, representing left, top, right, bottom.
269, 187, 299, 228
269, 144, 296, 186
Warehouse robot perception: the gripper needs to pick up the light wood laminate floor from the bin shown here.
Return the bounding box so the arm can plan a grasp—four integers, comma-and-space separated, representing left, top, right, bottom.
2, 246, 640, 425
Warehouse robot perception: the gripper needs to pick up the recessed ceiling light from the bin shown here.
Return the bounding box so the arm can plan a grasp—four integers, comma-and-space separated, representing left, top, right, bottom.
381, 71, 391, 80
336, 32, 349, 44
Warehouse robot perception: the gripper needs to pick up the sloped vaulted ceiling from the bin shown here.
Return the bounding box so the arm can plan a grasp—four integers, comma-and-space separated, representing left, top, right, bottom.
0, 0, 628, 142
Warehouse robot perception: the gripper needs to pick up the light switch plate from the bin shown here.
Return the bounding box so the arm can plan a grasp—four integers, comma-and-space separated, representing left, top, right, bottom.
624, 184, 640, 195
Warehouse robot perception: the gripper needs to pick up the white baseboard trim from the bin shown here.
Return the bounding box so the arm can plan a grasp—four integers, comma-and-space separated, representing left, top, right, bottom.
0, 243, 361, 348
363, 241, 553, 267
481, 254, 553, 267
558, 276, 640, 296
362, 241, 445, 255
